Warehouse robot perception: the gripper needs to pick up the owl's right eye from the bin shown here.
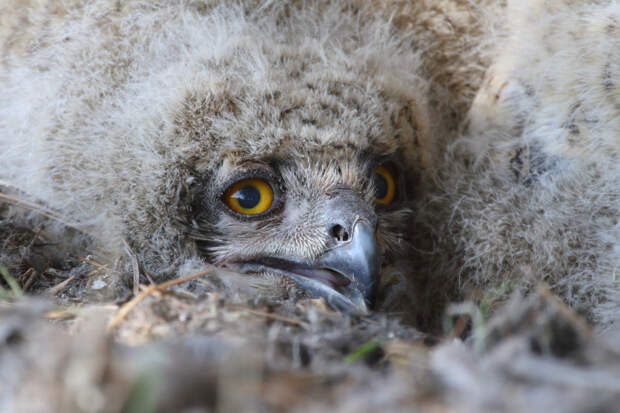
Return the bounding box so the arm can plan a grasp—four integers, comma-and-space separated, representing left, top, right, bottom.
373, 165, 396, 205
223, 178, 274, 215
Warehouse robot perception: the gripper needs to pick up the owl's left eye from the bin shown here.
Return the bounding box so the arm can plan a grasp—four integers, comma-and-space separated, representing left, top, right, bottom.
373, 165, 396, 205
224, 178, 274, 215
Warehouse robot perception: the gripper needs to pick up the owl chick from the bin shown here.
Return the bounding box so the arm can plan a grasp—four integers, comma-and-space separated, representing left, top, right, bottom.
1, 0, 485, 314
417, 0, 620, 329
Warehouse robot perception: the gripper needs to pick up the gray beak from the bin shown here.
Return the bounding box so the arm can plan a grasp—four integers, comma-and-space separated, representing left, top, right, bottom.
263, 220, 380, 315
314, 220, 381, 314
235, 220, 381, 315
235, 189, 381, 316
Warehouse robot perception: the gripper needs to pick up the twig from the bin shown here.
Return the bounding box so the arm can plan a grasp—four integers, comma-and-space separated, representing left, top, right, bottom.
107, 267, 213, 331
43, 309, 78, 320
0, 192, 88, 234
22, 269, 38, 292
27, 229, 43, 249
536, 283, 592, 337
122, 239, 141, 297
448, 314, 470, 339
46, 275, 77, 296
19, 268, 34, 287
78, 256, 111, 271
141, 267, 156, 285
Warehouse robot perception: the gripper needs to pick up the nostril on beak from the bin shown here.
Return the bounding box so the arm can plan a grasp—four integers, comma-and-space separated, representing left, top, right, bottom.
330, 224, 350, 243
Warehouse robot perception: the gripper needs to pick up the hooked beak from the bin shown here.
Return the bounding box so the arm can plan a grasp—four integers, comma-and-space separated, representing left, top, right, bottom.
236, 220, 381, 315
314, 220, 380, 314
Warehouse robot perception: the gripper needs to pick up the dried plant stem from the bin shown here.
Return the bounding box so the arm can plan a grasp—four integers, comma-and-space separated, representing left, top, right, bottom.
22, 268, 38, 292
536, 283, 592, 337
123, 239, 141, 297
107, 267, 213, 331
0, 192, 87, 233
46, 275, 77, 296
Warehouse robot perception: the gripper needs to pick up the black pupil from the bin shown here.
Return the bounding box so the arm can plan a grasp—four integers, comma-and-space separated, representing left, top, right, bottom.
235, 185, 261, 209
374, 173, 388, 199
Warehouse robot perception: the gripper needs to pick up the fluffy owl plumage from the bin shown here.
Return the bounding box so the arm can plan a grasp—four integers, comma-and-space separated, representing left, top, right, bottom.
420, 0, 620, 330
2, 0, 490, 315
3, 0, 619, 328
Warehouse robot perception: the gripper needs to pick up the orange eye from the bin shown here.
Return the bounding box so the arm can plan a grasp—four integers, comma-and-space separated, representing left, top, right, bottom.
373, 165, 396, 205
224, 178, 274, 215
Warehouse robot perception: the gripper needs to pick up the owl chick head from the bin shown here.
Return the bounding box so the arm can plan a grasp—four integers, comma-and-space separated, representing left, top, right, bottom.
161, 26, 436, 313
0, 1, 441, 314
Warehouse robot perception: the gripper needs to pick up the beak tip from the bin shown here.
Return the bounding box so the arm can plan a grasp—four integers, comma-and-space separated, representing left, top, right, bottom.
319, 220, 381, 309
325, 288, 371, 316
354, 304, 371, 316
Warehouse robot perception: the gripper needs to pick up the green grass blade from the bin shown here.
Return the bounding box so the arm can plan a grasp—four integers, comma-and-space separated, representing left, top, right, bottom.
344, 339, 384, 364
0, 264, 23, 297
